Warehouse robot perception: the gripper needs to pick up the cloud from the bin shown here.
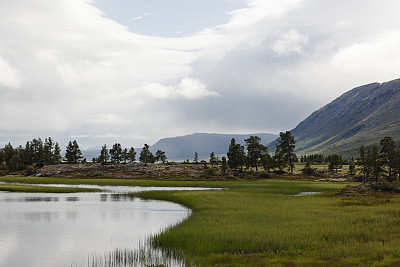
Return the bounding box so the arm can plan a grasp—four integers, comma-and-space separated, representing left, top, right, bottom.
1, 0, 400, 148
132, 16, 142, 21
271, 29, 309, 57
0, 55, 22, 89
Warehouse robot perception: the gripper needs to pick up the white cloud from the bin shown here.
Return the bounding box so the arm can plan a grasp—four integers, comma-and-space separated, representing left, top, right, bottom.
1, 0, 400, 148
175, 78, 219, 99
271, 29, 308, 56
142, 78, 219, 100
0, 55, 22, 89
132, 16, 142, 21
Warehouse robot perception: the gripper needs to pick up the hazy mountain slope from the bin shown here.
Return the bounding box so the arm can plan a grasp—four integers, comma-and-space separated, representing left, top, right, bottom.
150, 133, 278, 159
272, 78, 400, 156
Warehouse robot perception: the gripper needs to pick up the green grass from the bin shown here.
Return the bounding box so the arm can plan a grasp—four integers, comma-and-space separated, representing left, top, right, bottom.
0, 183, 101, 193
133, 180, 400, 266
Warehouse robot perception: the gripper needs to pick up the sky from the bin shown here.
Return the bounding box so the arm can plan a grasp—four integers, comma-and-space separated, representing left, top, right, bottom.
1, 0, 400, 149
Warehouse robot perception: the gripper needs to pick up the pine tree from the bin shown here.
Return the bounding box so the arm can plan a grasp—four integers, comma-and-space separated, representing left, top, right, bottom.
65, 140, 82, 164
221, 156, 228, 175
121, 148, 128, 164
227, 138, 244, 171
277, 131, 296, 172
53, 142, 62, 164
30, 138, 43, 165
128, 147, 136, 163
358, 145, 367, 183
261, 150, 273, 171
156, 150, 167, 163
139, 144, 154, 164
98, 144, 109, 165
210, 152, 216, 167
3, 143, 14, 165
43, 137, 54, 165
65, 141, 74, 164
371, 144, 383, 183
194, 152, 199, 165
244, 136, 266, 171
328, 154, 342, 173
273, 146, 286, 173
380, 136, 396, 181
110, 143, 122, 163
23, 141, 33, 165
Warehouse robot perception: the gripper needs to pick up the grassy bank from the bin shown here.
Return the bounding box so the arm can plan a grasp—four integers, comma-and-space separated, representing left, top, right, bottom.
0, 183, 101, 193
0, 176, 232, 188
134, 180, 400, 266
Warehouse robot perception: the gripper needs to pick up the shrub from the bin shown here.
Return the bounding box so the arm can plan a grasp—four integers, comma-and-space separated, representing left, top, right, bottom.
92, 171, 104, 177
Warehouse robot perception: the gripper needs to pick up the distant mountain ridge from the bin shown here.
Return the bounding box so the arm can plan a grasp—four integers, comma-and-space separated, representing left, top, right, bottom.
150, 132, 278, 160
278, 78, 400, 156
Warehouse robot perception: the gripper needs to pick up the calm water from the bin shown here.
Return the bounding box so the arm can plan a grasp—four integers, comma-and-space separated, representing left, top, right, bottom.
0, 190, 190, 267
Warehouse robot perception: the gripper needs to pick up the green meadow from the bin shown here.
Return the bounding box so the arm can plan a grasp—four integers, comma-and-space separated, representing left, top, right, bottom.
135, 180, 400, 266
1, 177, 400, 266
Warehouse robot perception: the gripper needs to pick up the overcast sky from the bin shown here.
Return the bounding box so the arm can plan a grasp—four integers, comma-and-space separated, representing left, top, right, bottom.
1, 0, 400, 149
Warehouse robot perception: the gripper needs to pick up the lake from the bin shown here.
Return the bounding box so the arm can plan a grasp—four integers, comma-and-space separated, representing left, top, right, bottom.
0, 188, 193, 266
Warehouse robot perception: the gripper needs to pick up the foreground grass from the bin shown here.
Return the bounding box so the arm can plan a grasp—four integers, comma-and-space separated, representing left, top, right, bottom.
0, 183, 101, 193
134, 181, 400, 266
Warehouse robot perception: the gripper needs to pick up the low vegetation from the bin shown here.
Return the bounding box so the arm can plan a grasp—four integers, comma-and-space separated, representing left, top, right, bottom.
134, 180, 400, 266
0, 183, 101, 193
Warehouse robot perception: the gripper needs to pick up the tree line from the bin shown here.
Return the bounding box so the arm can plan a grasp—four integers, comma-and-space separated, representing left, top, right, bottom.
92, 143, 166, 165
357, 136, 400, 183
0, 138, 85, 171
0, 138, 170, 172
222, 131, 297, 173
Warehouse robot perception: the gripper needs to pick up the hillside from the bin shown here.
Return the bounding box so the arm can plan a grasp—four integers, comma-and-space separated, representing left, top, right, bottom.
150, 133, 278, 160
278, 78, 400, 156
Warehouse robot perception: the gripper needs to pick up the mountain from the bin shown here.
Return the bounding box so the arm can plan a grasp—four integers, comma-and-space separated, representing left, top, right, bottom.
275, 78, 400, 156
150, 133, 278, 160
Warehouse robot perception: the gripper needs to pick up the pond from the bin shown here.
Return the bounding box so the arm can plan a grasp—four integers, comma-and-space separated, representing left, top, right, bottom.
0, 187, 199, 267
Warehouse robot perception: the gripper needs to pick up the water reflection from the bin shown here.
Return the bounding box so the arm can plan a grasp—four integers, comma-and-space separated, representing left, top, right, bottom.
66, 196, 79, 201
0, 191, 189, 267
2, 196, 59, 202
24, 211, 58, 222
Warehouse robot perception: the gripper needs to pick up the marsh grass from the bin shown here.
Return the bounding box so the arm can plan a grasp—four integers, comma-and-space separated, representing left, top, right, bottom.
0, 183, 101, 193
134, 180, 400, 266
81, 238, 185, 267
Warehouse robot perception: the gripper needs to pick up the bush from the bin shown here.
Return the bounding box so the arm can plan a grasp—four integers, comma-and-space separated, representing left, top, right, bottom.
257, 171, 270, 178
301, 162, 316, 175
202, 167, 216, 178
92, 171, 104, 177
